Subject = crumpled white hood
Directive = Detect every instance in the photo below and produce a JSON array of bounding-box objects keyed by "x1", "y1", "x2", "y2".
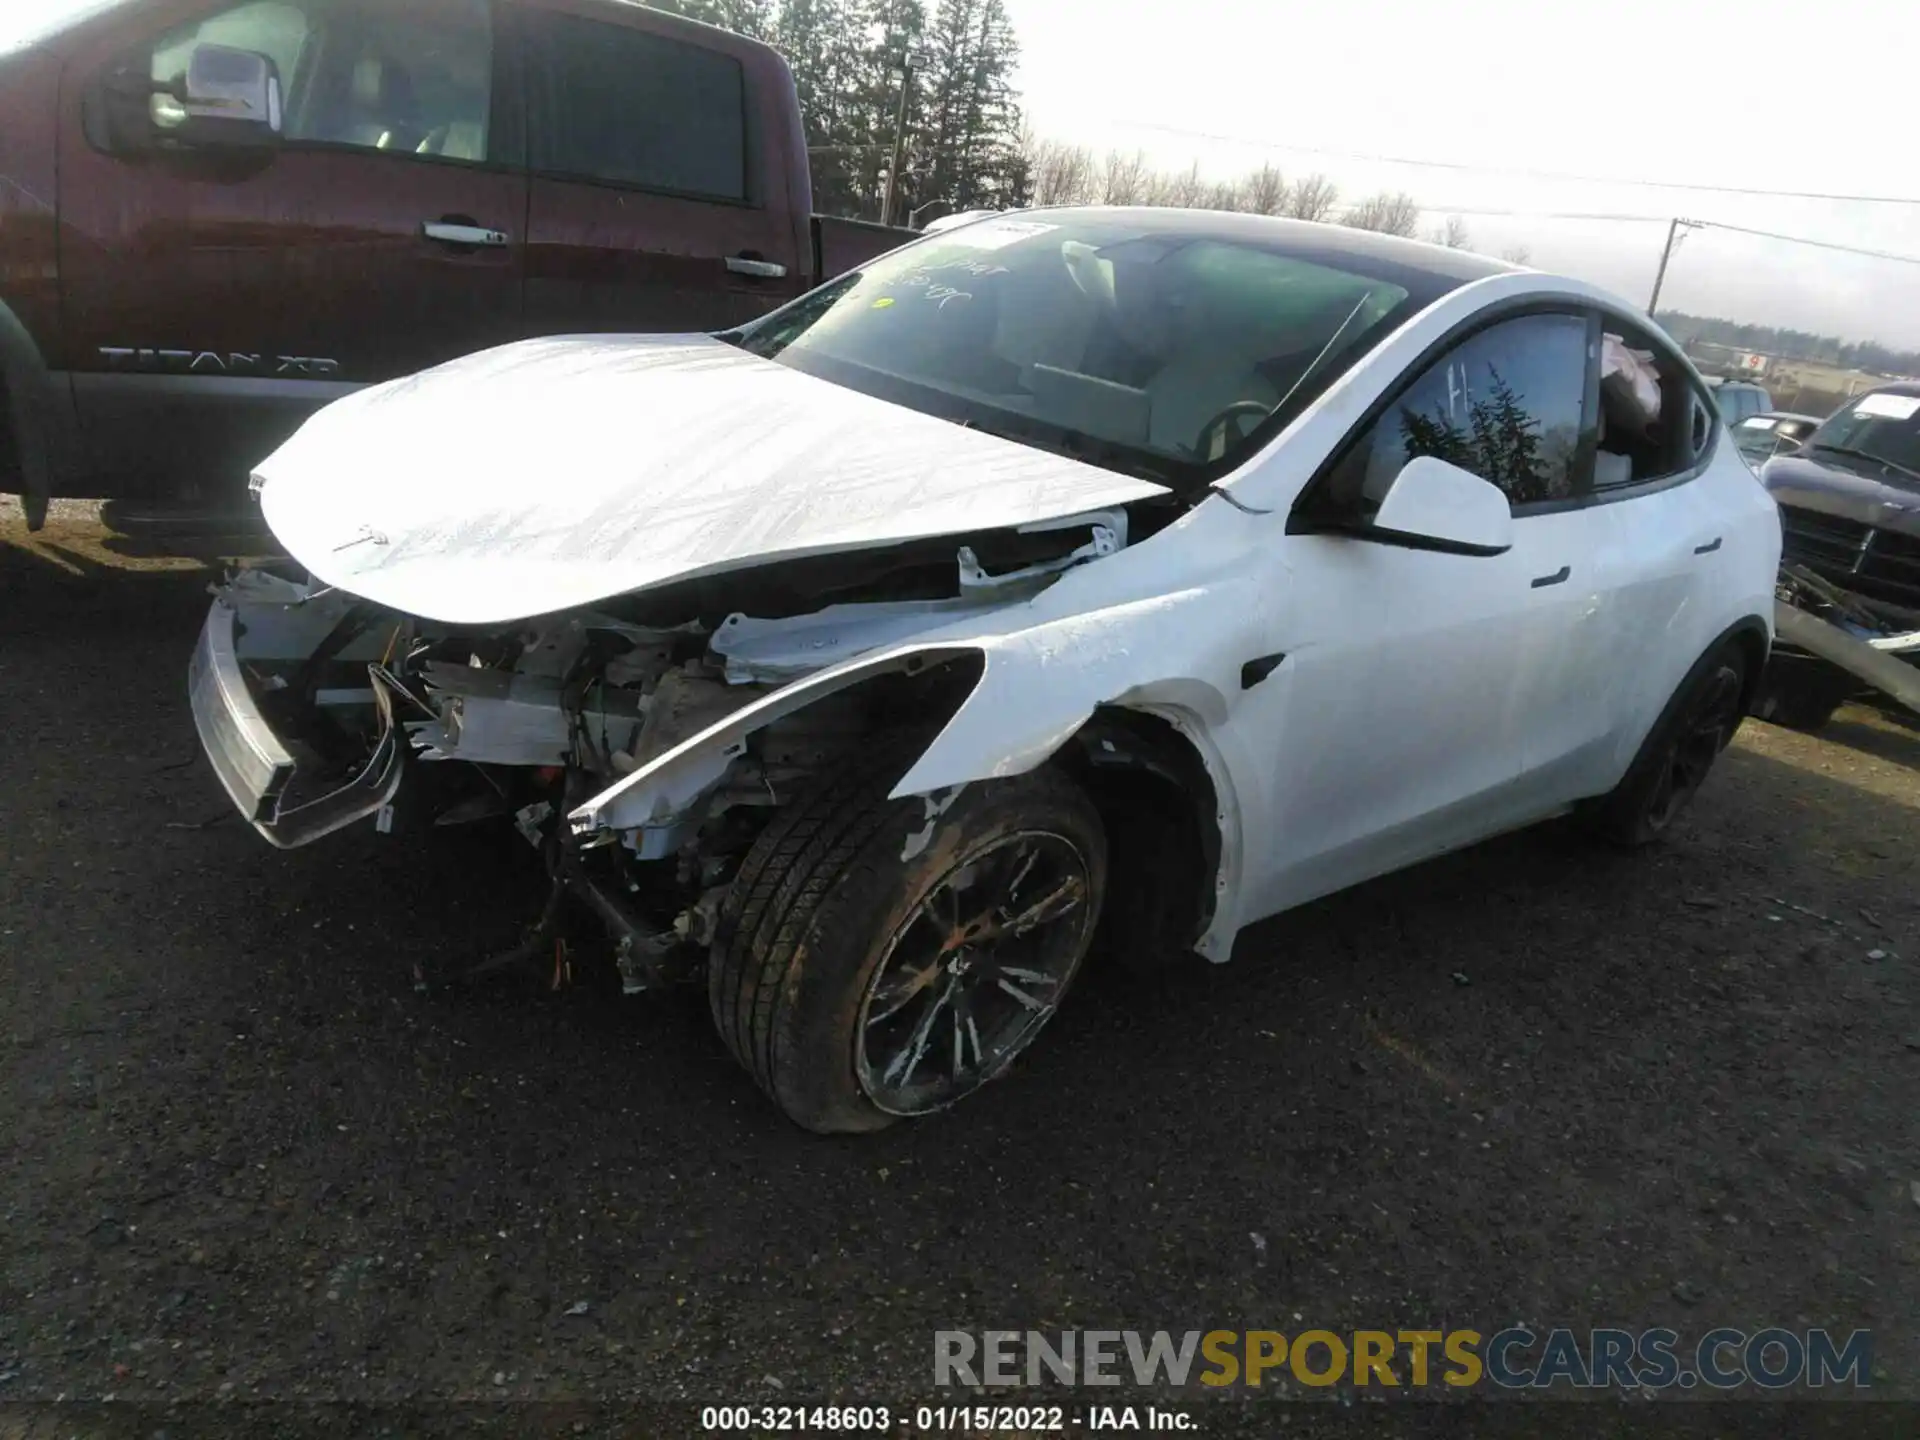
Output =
[{"x1": 254, "y1": 333, "x2": 1169, "y2": 625}]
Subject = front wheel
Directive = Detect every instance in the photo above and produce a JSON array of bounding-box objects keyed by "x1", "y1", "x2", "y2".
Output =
[
  {"x1": 709, "y1": 762, "x2": 1107, "y2": 1134},
  {"x1": 1586, "y1": 642, "x2": 1748, "y2": 848}
]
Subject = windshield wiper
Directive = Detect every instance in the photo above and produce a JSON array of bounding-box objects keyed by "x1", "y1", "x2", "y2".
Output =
[{"x1": 1811, "y1": 442, "x2": 1920, "y2": 479}]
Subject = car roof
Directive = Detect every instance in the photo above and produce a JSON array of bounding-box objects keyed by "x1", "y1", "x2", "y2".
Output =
[{"x1": 1018, "y1": 205, "x2": 1521, "y2": 293}]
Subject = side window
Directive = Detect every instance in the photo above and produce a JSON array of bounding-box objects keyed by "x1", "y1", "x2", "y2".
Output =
[
  {"x1": 149, "y1": 0, "x2": 494, "y2": 162},
  {"x1": 526, "y1": 12, "x2": 748, "y2": 201},
  {"x1": 1324, "y1": 313, "x2": 1590, "y2": 514},
  {"x1": 150, "y1": 0, "x2": 311, "y2": 129},
  {"x1": 1594, "y1": 316, "x2": 1718, "y2": 491}
]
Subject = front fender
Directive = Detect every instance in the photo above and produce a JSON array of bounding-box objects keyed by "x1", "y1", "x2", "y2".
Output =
[
  {"x1": 888, "y1": 588, "x2": 1249, "y2": 797},
  {"x1": 569, "y1": 581, "x2": 1268, "y2": 958},
  {"x1": 567, "y1": 643, "x2": 984, "y2": 836}
]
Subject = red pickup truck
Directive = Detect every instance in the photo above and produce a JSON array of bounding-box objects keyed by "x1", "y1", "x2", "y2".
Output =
[{"x1": 0, "y1": 0, "x2": 915, "y2": 526}]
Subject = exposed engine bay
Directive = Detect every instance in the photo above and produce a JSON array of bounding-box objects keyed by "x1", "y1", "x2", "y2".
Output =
[{"x1": 205, "y1": 510, "x2": 1142, "y2": 992}]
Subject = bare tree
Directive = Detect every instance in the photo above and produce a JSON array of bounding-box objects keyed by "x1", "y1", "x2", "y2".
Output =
[
  {"x1": 1237, "y1": 163, "x2": 1288, "y2": 215},
  {"x1": 1203, "y1": 180, "x2": 1242, "y2": 212},
  {"x1": 1500, "y1": 243, "x2": 1533, "y2": 266},
  {"x1": 1098, "y1": 148, "x2": 1152, "y2": 205},
  {"x1": 1428, "y1": 214, "x2": 1470, "y2": 249},
  {"x1": 1149, "y1": 159, "x2": 1210, "y2": 208},
  {"x1": 1343, "y1": 191, "x2": 1421, "y2": 237},
  {"x1": 1283, "y1": 173, "x2": 1339, "y2": 222},
  {"x1": 1023, "y1": 132, "x2": 1095, "y2": 206}
]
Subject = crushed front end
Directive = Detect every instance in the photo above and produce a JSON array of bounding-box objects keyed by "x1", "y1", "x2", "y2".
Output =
[{"x1": 185, "y1": 518, "x2": 1125, "y2": 990}]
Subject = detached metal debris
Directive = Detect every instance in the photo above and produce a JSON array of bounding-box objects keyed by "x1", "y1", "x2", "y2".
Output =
[{"x1": 1766, "y1": 562, "x2": 1920, "y2": 724}]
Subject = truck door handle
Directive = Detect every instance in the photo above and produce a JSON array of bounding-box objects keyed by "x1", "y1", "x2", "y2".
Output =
[
  {"x1": 1693, "y1": 537, "x2": 1723, "y2": 555},
  {"x1": 1531, "y1": 565, "x2": 1571, "y2": 588},
  {"x1": 726, "y1": 255, "x2": 788, "y2": 279},
  {"x1": 422, "y1": 221, "x2": 508, "y2": 247}
]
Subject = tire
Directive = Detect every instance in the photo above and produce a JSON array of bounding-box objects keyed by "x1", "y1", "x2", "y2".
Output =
[
  {"x1": 709, "y1": 757, "x2": 1107, "y2": 1134},
  {"x1": 1749, "y1": 667, "x2": 1846, "y2": 733},
  {"x1": 1586, "y1": 641, "x2": 1749, "y2": 849}
]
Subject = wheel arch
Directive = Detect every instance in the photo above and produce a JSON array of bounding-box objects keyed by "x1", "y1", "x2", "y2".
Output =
[
  {"x1": 1629, "y1": 612, "x2": 1772, "y2": 763},
  {"x1": 1723, "y1": 612, "x2": 1773, "y2": 718},
  {"x1": 1052, "y1": 706, "x2": 1228, "y2": 968}
]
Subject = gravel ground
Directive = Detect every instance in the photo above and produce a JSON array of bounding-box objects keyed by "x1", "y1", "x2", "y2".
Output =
[{"x1": 2, "y1": 506, "x2": 1917, "y2": 1435}]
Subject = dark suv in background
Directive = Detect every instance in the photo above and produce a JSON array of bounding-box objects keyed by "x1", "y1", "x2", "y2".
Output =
[
  {"x1": 1757, "y1": 382, "x2": 1920, "y2": 728},
  {"x1": 0, "y1": 0, "x2": 913, "y2": 527}
]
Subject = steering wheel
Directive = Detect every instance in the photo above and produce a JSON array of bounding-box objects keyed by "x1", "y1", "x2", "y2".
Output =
[{"x1": 1192, "y1": 401, "x2": 1274, "y2": 461}]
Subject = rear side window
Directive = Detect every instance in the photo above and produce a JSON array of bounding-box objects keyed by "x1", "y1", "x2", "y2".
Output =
[
  {"x1": 1591, "y1": 315, "x2": 1718, "y2": 492},
  {"x1": 526, "y1": 11, "x2": 747, "y2": 201}
]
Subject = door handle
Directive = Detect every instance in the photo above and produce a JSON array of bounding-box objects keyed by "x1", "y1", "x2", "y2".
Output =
[
  {"x1": 1530, "y1": 565, "x2": 1571, "y2": 589},
  {"x1": 422, "y1": 221, "x2": 508, "y2": 247},
  {"x1": 1693, "y1": 537, "x2": 1723, "y2": 555},
  {"x1": 726, "y1": 254, "x2": 788, "y2": 279}
]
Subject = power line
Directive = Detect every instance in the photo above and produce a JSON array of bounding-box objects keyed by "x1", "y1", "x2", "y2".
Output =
[
  {"x1": 1108, "y1": 121, "x2": 1920, "y2": 207},
  {"x1": 1685, "y1": 219, "x2": 1920, "y2": 267}
]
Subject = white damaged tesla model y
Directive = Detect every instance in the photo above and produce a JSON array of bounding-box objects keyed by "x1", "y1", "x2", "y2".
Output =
[{"x1": 190, "y1": 208, "x2": 1781, "y2": 1133}]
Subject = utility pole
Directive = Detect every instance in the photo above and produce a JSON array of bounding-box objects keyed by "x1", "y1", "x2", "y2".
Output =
[
  {"x1": 1648, "y1": 218, "x2": 1700, "y2": 316},
  {"x1": 881, "y1": 49, "x2": 923, "y2": 228}
]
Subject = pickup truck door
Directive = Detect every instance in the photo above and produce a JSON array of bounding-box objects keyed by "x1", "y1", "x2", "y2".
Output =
[
  {"x1": 516, "y1": 1, "x2": 806, "y2": 337},
  {"x1": 56, "y1": 0, "x2": 526, "y2": 504}
]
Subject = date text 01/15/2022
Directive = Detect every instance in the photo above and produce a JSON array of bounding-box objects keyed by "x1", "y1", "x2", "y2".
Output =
[{"x1": 698, "y1": 1404, "x2": 1196, "y2": 1430}]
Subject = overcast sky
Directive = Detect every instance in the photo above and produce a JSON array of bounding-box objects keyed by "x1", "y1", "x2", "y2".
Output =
[{"x1": 1006, "y1": 0, "x2": 1920, "y2": 349}]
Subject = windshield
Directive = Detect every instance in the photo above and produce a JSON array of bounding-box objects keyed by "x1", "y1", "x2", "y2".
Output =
[
  {"x1": 1806, "y1": 391, "x2": 1920, "y2": 478},
  {"x1": 726, "y1": 214, "x2": 1418, "y2": 487}
]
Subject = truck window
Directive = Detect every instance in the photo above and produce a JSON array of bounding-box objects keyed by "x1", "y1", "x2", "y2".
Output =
[
  {"x1": 526, "y1": 11, "x2": 748, "y2": 202},
  {"x1": 149, "y1": 0, "x2": 311, "y2": 124},
  {"x1": 148, "y1": 0, "x2": 493, "y2": 163}
]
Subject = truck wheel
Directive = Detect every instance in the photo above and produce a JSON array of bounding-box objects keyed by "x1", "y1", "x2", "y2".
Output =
[
  {"x1": 1586, "y1": 642, "x2": 1748, "y2": 849},
  {"x1": 709, "y1": 760, "x2": 1106, "y2": 1134}
]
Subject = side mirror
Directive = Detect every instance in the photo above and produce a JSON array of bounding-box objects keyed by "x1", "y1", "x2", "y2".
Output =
[
  {"x1": 151, "y1": 45, "x2": 283, "y2": 149},
  {"x1": 1368, "y1": 454, "x2": 1514, "y2": 556}
]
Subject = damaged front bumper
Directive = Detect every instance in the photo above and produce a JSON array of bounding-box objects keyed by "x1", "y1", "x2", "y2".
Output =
[{"x1": 188, "y1": 595, "x2": 408, "y2": 848}]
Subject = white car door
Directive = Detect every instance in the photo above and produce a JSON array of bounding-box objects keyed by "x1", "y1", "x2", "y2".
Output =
[
  {"x1": 1576, "y1": 320, "x2": 1741, "y2": 786},
  {"x1": 1248, "y1": 310, "x2": 1614, "y2": 917}
]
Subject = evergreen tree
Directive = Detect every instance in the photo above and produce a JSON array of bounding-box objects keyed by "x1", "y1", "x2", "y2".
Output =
[
  {"x1": 921, "y1": 0, "x2": 1025, "y2": 213},
  {"x1": 776, "y1": 0, "x2": 866, "y2": 215},
  {"x1": 1398, "y1": 405, "x2": 1474, "y2": 471},
  {"x1": 1467, "y1": 369, "x2": 1548, "y2": 503}
]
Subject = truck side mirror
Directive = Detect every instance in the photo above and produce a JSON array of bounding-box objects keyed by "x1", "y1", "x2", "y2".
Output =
[{"x1": 155, "y1": 44, "x2": 283, "y2": 149}]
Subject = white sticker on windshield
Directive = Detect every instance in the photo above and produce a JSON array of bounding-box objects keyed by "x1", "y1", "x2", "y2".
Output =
[
  {"x1": 1738, "y1": 417, "x2": 1776, "y2": 430},
  {"x1": 1852, "y1": 392, "x2": 1920, "y2": 421},
  {"x1": 941, "y1": 219, "x2": 1059, "y2": 250}
]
